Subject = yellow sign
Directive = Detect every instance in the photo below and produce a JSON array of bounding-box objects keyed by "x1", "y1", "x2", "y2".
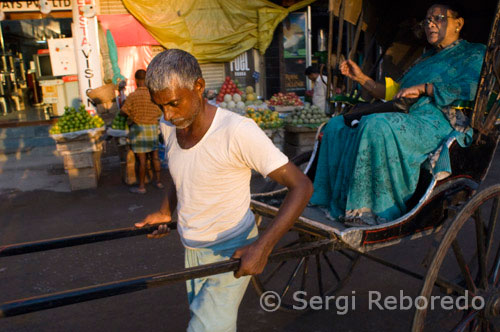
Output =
[{"x1": 1, "y1": 1, "x2": 72, "y2": 12}]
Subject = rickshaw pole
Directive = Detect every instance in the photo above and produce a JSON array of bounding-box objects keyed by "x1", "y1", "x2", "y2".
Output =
[
  {"x1": 0, "y1": 223, "x2": 177, "y2": 257},
  {"x1": 0, "y1": 239, "x2": 334, "y2": 318}
]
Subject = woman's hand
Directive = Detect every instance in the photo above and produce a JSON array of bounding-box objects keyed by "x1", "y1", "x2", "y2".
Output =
[
  {"x1": 394, "y1": 84, "x2": 426, "y2": 99},
  {"x1": 339, "y1": 59, "x2": 365, "y2": 82},
  {"x1": 134, "y1": 211, "x2": 171, "y2": 238}
]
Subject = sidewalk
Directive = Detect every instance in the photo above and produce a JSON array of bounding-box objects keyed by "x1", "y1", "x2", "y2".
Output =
[{"x1": 0, "y1": 142, "x2": 121, "y2": 194}]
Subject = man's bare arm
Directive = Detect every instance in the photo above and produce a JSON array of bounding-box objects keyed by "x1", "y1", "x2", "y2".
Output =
[
  {"x1": 134, "y1": 169, "x2": 177, "y2": 238},
  {"x1": 232, "y1": 161, "x2": 313, "y2": 277}
]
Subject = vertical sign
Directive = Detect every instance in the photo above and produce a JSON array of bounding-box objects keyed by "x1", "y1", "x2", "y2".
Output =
[
  {"x1": 72, "y1": 0, "x2": 101, "y2": 113},
  {"x1": 283, "y1": 12, "x2": 306, "y2": 95},
  {"x1": 224, "y1": 50, "x2": 255, "y2": 89}
]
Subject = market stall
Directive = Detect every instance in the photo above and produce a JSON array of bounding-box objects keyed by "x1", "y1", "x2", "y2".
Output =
[{"x1": 49, "y1": 105, "x2": 105, "y2": 190}]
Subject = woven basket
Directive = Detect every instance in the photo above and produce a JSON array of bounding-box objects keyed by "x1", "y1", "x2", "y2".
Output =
[{"x1": 87, "y1": 83, "x2": 116, "y2": 104}]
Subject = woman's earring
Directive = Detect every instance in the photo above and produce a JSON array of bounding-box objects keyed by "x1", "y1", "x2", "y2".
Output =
[{"x1": 455, "y1": 28, "x2": 459, "y2": 33}]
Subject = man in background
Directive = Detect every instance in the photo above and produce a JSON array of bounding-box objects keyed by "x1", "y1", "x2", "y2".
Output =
[
  {"x1": 305, "y1": 65, "x2": 328, "y2": 112},
  {"x1": 120, "y1": 69, "x2": 163, "y2": 194}
]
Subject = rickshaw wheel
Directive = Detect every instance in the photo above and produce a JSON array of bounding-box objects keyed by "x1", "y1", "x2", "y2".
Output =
[
  {"x1": 251, "y1": 215, "x2": 359, "y2": 312},
  {"x1": 412, "y1": 185, "x2": 500, "y2": 331}
]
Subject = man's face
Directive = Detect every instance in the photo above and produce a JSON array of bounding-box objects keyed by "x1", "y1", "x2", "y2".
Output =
[
  {"x1": 152, "y1": 80, "x2": 204, "y2": 129},
  {"x1": 307, "y1": 73, "x2": 318, "y2": 82}
]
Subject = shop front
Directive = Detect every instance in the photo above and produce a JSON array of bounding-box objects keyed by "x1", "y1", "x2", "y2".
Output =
[{"x1": 0, "y1": 0, "x2": 75, "y2": 126}]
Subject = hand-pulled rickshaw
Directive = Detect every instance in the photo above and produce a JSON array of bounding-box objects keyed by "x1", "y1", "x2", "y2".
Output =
[{"x1": 1, "y1": 1, "x2": 500, "y2": 331}]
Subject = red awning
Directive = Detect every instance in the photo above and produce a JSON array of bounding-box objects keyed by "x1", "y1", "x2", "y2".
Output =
[{"x1": 97, "y1": 14, "x2": 159, "y2": 47}]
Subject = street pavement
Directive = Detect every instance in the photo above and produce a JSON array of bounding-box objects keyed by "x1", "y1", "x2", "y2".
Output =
[{"x1": 0, "y1": 145, "x2": 499, "y2": 332}]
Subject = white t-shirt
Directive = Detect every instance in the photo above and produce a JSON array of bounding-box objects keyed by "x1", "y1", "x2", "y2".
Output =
[
  {"x1": 313, "y1": 75, "x2": 328, "y2": 112},
  {"x1": 160, "y1": 108, "x2": 289, "y2": 248}
]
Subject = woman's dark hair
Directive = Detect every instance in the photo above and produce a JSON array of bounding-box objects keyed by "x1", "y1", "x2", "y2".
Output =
[{"x1": 430, "y1": 1, "x2": 464, "y2": 19}]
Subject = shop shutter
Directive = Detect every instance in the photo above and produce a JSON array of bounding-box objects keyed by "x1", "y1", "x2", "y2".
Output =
[
  {"x1": 200, "y1": 63, "x2": 225, "y2": 90},
  {"x1": 99, "y1": 0, "x2": 129, "y2": 15}
]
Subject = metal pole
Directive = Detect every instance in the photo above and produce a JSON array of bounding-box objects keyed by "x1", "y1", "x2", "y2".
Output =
[
  {"x1": 332, "y1": 0, "x2": 345, "y2": 92},
  {"x1": 306, "y1": 5, "x2": 312, "y2": 91},
  {"x1": 0, "y1": 223, "x2": 177, "y2": 257},
  {"x1": 0, "y1": 22, "x2": 5, "y2": 54},
  {"x1": 325, "y1": 0, "x2": 335, "y2": 114},
  {"x1": 0, "y1": 239, "x2": 334, "y2": 318}
]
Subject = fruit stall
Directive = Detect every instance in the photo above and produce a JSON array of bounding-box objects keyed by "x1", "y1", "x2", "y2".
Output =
[
  {"x1": 212, "y1": 77, "x2": 286, "y2": 150},
  {"x1": 215, "y1": 76, "x2": 261, "y2": 114},
  {"x1": 264, "y1": 92, "x2": 329, "y2": 158},
  {"x1": 49, "y1": 105, "x2": 106, "y2": 191},
  {"x1": 282, "y1": 104, "x2": 327, "y2": 157},
  {"x1": 212, "y1": 77, "x2": 331, "y2": 157}
]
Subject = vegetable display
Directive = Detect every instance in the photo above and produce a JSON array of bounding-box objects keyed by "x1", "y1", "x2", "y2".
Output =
[
  {"x1": 217, "y1": 81, "x2": 262, "y2": 113},
  {"x1": 111, "y1": 114, "x2": 128, "y2": 130},
  {"x1": 266, "y1": 92, "x2": 303, "y2": 107},
  {"x1": 284, "y1": 104, "x2": 330, "y2": 126},
  {"x1": 215, "y1": 76, "x2": 242, "y2": 104},
  {"x1": 245, "y1": 107, "x2": 284, "y2": 129},
  {"x1": 49, "y1": 106, "x2": 105, "y2": 134}
]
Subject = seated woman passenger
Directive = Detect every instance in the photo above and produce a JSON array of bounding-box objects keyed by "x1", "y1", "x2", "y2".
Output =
[{"x1": 310, "y1": 2, "x2": 486, "y2": 226}]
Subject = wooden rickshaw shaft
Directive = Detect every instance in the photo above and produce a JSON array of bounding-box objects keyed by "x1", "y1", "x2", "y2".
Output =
[
  {"x1": 0, "y1": 223, "x2": 178, "y2": 257},
  {"x1": 0, "y1": 239, "x2": 334, "y2": 318}
]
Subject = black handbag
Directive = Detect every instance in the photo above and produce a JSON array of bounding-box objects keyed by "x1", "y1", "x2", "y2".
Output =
[{"x1": 343, "y1": 97, "x2": 419, "y2": 127}]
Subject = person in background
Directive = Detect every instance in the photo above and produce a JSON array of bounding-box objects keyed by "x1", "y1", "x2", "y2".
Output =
[
  {"x1": 305, "y1": 65, "x2": 328, "y2": 112},
  {"x1": 134, "y1": 49, "x2": 313, "y2": 332},
  {"x1": 120, "y1": 69, "x2": 164, "y2": 194},
  {"x1": 116, "y1": 79, "x2": 127, "y2": 109}
]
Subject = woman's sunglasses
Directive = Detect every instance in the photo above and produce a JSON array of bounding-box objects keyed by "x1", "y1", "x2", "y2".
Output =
[{"x1": 421, "y1": 14, "x2": 453, "y2": 26}]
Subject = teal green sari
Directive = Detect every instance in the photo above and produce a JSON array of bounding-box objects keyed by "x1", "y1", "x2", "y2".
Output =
[{"x1": 311, "y1": 40, "x2": 486, "y2": 224}]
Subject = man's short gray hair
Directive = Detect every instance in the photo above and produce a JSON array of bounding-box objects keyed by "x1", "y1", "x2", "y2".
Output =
[{"x1": 146, "y1": 49, "x2": 203, "y2": 93}]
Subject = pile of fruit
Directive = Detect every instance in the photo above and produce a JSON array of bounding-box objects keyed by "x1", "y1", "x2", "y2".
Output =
[
  {"x1": 245, "y1": 107, "x2": 284, "y2": 129},
  {"x1": 219, "y1": 92, "x2": 246, "y2": 113},
  {"x1": 284, "y1": 104, "x2": 330, "y2": 126},
  {"x1": 49, "y1": 105, "x2": 105, "y2": 135},
  {"x1": 266, "y1": 92, "x2": 303, "y2": 107},
  {"x1": 215, "y1": 76, "x2": 242, "y2": 104},
  {"x1": 219, "y1": 85, "x2": 262, "y2": 113},
  {"x1": 242, "y1": 85, "x2": 258, "y2": 104},
  {"x1": 111, "y1": 114, "x2": 128, "y2": 130}
]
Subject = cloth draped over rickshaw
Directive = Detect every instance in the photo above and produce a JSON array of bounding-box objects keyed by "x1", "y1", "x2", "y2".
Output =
[{"x1": 121, "y1": 0, "x2": 315, "y2": 63}]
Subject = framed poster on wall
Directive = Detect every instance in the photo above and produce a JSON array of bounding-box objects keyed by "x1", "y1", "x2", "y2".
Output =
[{"x1": 283, "y1": 12, "x2": 307, "y2": 95}]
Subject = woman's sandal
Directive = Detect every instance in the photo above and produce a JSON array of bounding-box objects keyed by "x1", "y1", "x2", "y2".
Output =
[{"x1": 129, "y1": 186, "x2": 147, "y2": 194}]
